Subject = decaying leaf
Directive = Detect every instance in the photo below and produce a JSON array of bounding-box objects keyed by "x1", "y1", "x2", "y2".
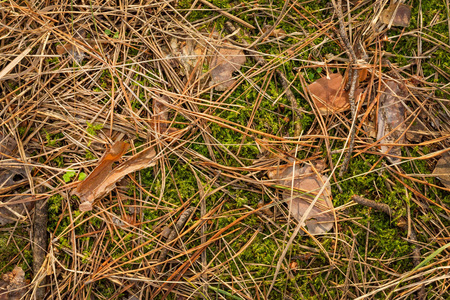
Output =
[
  {"x1": 0, "y1": 266, "x2": 26, "y2": 300},
  {"x1": 0, "y1": 196, "x2": 34, "y2": 226},
  {"x1": 433, "y1": 154, "x2": 450, "y2": 189},
  {"x1": 377, "y1": 80, "x2": 407, "y2": 163},
  {"x1": 152, "y1": 96, "x2": 171, "y2": 135},
  {"x1": 381, "y1": 3, "x2": 411, "y2": 28},
  {"x1": 162, "y1": 36, "x2": 246, "y2": 91},
  {"x1": 0, "y1": 133, "x2": 31, "y2": 226},
  {"x1": 112, "y1": 214, "x2": 136, "y2": 228},
  {"x1": 405, "y1": 120, "x2": 427, "y2": 143},
  {"x1": 308, "y1": 73, "x2": 363, "y2": 115},
  {"x1": 0, "y1": 133, "x2": 25, "y2": 188},
  {"x1": 56, "y1": 30, "x2": 87, "y2": 64},
  {"x1": 268, "y1": 162, "x2": 335, "y2": 235},
  {"x1": 209, "y1": 41, "x2": 246, "y2": 91},
  {"x1": 163, "y1": 37, "x2": 206, "y2": 76},
  {"x1": 73, "y1": 142, "x2": 157, "y2": 211},
  {"x1": 261, "y1": 25, "x2": 286, "y2": 38}
]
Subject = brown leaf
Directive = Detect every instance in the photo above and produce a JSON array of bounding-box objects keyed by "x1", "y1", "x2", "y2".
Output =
[
  {"x1": 262, "y1": 25, "x2": 286, "y2": 38},
  {"x1": 433, "y1": 154, "x2": 450, "y2": 189},
  {"x1": 0, "y1": 133, "x2": 31, "y2": 226},
  {"x1": 377, "y1": 81, "x2": 407, "y2": 163},
  {"x1": 164, "y1": 38, "x2": 206, "y2": 76},
  {"x1": 308, "y1": 73, "x2": 363, "y2": 115},
  {"x1": 153, "y1": 96, "x2": 170, "y2": 135},
  {"x1": 73, "y1": 142, "x2": 158, "y2": 211},
  {"x1": 74, "y1": 141, "x2": 129, "y2": 211},
  {"x1": 209, "y1": 42, "x2": 246, "y2": 91},
  {"x1": 56, "y1": 30, "x2": 87, "y2": 64},
  {"x1": 381, "y1": 3, "x2": 411, "y2": 27},
  {"x1": 405, "y1": 120, "x2": 427, "y2": 143},
  {"x1": 0, "y1": 133, "x2": 25, "y2": 188},
  {"x1": 0, "y1": 266, "x2": 26, "y2": 300},
  {"x1": 112, "y1": 214, "x2": 136, "y2": 228},
  {"x1": 268, "y1": 163, "x2": 335, "y2": 235}
]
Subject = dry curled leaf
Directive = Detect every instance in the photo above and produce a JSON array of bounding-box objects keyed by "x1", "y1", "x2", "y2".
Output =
[
  {"x1": 268, "y1": 162, "x2": 335, "y2": 235},
  {"x1": 377, "y1": 81, "x2": 407, "y2": 163},
  {"x1": 432, "y1": 154, "x2": 450, "y2": 189},
  {"x1": 308, "y1": 73, "x2": 363, "y2": 115},
  {"x1": 209, "y1": 41, "x2": 246, "y2": 91},
  {"x1": 381, "y1": 3, "x2": 411, "y2": 28},
  {"x1": 73, "y1": 142, "x2": 158, "y2": 211},
  {"x1": 0, "y1": 266, "x2": 26, "y2": 300}
]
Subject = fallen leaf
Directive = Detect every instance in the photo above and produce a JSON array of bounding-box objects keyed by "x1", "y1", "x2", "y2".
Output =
[
  {"x1": 268, "y1": 162, "x2": 335, "y2": 235},
  {"x1": 73, "y1": 142, "x2": 158, "y2": 211},
  {"x1": 405, "y1": 120, "x2": 427, "y2": 143},
  {"x1": 0, "y1": 266, "x2": 26, "y2": 300},
  {"x1": 56, "y1": 30, "x2": 87, "y2": 64},
  {"x1": 377, "y1": 81, "x2": 407, "y2": 163},
  {"x1": 74, "y1": 141, "x2": 130, "y2": 211},
  {"x1": 163, "y1": 38, "x2": 206, "y2": 76},
  {"x1": 307, "y1": 73, "x2": 363, "y2": 115},
  {"x1": 0, "y1": 133, "x2": 25, "y2": 188},
  {"x1": 0, "y1": 133, "x2": 31, "y2": 226},
  {"x1": 262, "y1": 25, "x2": 286, "y2": 38},
  {"x1": 381, "y1": 3, "x2": 411, "y2": 27},
  {"x1": 153, "y1": 96, "x2": 170, "y2": 135},
  {"x1": 209, "y1": 41, "x2": 246, "y2": 91},
  {"x1": 432, "y1": 154, "x2": 450, "y2": 189},
  {"x1": 112, "y1": 214, "x2": 136, "y2": 228}
]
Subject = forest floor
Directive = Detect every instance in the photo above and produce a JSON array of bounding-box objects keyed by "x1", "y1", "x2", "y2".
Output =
[{"x1": 0, "y1": 0, "x2": 449, "y2": 299}]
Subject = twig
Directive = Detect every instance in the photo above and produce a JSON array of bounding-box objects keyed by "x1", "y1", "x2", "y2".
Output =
[
  {"x1": 351, "y1": 195, "x2": 393, "y2": 216},
  {"x1": 331, "y1": 0, "x2": 360, "y2": 176},
  {"x1": 409, "y1": 228, "x2": 425, "y2": 300},
  {"x1": 275, "y1": 70, "x2": 302, "y2": 137},
  {"x1": 32, "y1": 196, "x2": 48, "y2": 299},
  {"x1": 157, "y1": 207, "x2": 195, "y2": 272},
  {"x1": 198, "y1": 0, "x2": 255, "y2": 30}
]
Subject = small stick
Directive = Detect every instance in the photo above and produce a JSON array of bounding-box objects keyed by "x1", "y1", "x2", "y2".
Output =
[
  {"x1": 331, "y1": 0, "x2": 360, "y2": 176},
  {"x1": 157, "y1": 207, "x2": 195, "y2": 272},
  {"x1": 351, "y1": 195, "x2": 393, "y2": 216},
  {"x1": 33, "y1": 197, "x2": 48, "y2": 299},
  {"x1": 339, "y1": 68, "x2": 359, "y2": 176},
  {"x1": 275, "y1": 70, "x2": 302, "y2": 137},
  {"x1": 198, "y1": 0, "x2": 255, "y2": 30}
]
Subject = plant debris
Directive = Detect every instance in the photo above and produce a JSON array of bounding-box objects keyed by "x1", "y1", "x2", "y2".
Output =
[
  {"x1": 307, "y1": 73, "x2": 363, "y2": 115},
  {"x1": 432, "y1": 154, "x2": 450, "y2": 189},
  {"x1": 73, "y1": 142, "x2": 158, "y2": 211},
  {"x1": 209, "y1": 41, "x2": 246, "y2": 91},
  {"x1": 377, "y1": 80, "x2": 407, "y2": 163},
  {"x1": 163, "y1": 37, "x2": 206, "y2": 76},
  {"x1": 261, "y1": 25, "x2": 286, "y2": 38},
  {"x1": 380, "y1": 3, "x2": 412, "y2": 28},
  {"x1": 56, "y1": 29, "x2": 87, "y2": 64},
  {"x1": 0, "y1": 133, "x2": 26, "y2": 189},
  {"x1": 0, "y1": 266, "x2": 26, "y2": 300},
  {"x1": 267, "y1": 162, "x2": 334, "y2": 235},
  {"x1": 0, "y1": 133, "x2": 31, "y2": 226}
]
